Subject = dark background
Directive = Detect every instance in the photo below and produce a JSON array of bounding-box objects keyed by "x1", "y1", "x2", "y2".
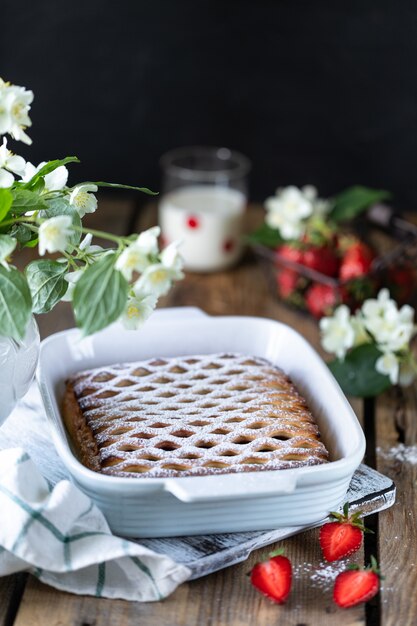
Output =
[{"x1": 2, "y1": 0, "x2": 417, "y2": 208}]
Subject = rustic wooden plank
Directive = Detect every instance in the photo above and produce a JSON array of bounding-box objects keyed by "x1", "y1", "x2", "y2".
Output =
[
  {"x1": 376, "y1": 389, "x2": 417, "y2": 626},
  {"x1": 13, "y1": 533, "x2": 366, "y2": 626},
  {"x1": 0, "y1": 574, "x2": 27, "y2": 626}
]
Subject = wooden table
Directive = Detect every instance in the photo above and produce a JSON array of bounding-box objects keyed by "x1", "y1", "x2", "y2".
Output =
[{"x1": 1, "y1": 200, "x2": 416, "y2": 626}]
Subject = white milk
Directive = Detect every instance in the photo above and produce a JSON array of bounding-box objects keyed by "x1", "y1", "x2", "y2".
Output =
[{"x1": 159, "y1": 185, "x2": 246, "y2": 272}]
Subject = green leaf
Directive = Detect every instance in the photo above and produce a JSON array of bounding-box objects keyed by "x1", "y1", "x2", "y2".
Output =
[
  {"x1": 25, "y1": 259, "x2": 68, "y2": 314},
  {"x1": 330, "y1": 186, "x2": 392, "y2": 222},
  {"x1": 9, "y1": 224, "x2": 33, "y2": 244},
  {"x1": 0, "y1": 234, "x2": 16, "y2": 262},
  {"x1": 0, "y1": 266, "x2": 32, "y2": 340},
  {"x1": 328, "y1": 343, "x2": 392, "y2": 397},
  {"x1": 24, "y1": 237, "x2": 39, "y2": 249},
  {"x1": 22, "y1": 156, "x2": 79, "y2": 190},
  {"x1": 11, "y1": 189, "x2": 48, "y2": 214},
  {"x1": 247, "y1": 223, "x2": 284, "y2": 248},
  {"x1": 42, "y1": 197, "x2": 82, "y2": 246},
  {"x1": 0, "y1": 189, "x2": 13, "y2": 222},
  {"x1": 73, "y1": 254, "x2": 128, "y2": 335},
  {"x1": 83, "y1": 181, "x2": 158, "y2": 195}
]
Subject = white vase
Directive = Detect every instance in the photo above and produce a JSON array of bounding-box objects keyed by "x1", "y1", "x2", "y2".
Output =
[{"x1": 0, "y1": 317, "x2": 40, "y2": 426}]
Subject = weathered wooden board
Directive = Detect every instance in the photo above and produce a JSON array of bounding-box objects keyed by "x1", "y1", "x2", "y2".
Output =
[
  {"x1": 140, "y1": 464, "x2": 394, "y2": 579},
  {"x1": 376, "y1": 389, "x2": 417, "y2": 626}
]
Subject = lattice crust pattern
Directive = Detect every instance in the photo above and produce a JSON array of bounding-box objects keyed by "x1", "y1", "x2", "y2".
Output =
[{"x1": 65, "y1": 354, "x2": 329, "y2": 478}]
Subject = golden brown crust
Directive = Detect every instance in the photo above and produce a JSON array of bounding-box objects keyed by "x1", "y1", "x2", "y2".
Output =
[
  {"x1": 63, "y1": 353, "x2": 329, "y2": 478},
  {"x1": 62, "y1": 382, "x2": 101, "y2": 471}
]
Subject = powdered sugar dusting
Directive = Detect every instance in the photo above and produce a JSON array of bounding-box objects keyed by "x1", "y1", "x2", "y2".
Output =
[
  {"x1": 293, "y1": 559, "x2": 347, "y2": 591},
  {"x1": 68, "y1": 353, "x2": 329, "y2": 478},
  {"x1": 377, "y1": 444, "x2": 417, "y2": 465}
]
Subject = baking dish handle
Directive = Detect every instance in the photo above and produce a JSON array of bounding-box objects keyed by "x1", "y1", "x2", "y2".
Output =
[{"x1": 164, "y1": 472, "x2": 298, "y2": 503}]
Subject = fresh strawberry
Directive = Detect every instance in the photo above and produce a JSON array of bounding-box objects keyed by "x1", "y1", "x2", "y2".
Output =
[
  {"x1": 275, "y1": 244, "x2": 304, "y2": 267},
  {"x1": 276, "y1": 269, "x2": 300, "y2": 298},
  {"x1": 302, "y1": 245, "x2": 339, "y2": 277},
  {"x1": 333, "y1": 557, "x2": 382, "y2": 608},
  {"x1": 339, "y1": 241, "x2": 375, "y2": 282},
  {"x1": 320, "y1": 503, "x2": 369, "y2": 562},
  {"x1": 305, "y1": 283, "x2": 339, "y2": 318},
  {"x1": 250, "y1": 549, "x2": 292, "y2": 604}
]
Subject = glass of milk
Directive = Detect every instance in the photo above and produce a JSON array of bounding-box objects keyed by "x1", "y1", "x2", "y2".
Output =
[{"x1": 159, "y1": 146, "x2": 251, "y2": 272}]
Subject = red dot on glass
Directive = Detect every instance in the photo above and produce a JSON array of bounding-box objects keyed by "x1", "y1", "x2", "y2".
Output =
[
  {"x1": 223, "y1": 238, "x2": 235, "y2": 253},
  {"x1": 160, "y1": 234, "x2": 169, "y2": 248},
  {"x1": 187, "y1": 216, "x2": 200, "y2": 229}
]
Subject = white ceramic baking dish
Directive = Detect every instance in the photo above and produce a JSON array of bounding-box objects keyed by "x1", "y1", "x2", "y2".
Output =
[{"x1": 37, "y1": 307, "x2": 366, "y2": 538}]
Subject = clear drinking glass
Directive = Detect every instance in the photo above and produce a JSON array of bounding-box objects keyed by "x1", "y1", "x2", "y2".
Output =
[{"x1": 159, "y1": 146, "x2": 251, "y2": 272}]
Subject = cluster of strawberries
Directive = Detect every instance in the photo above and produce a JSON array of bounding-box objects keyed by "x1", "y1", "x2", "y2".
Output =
[
  {"x1": 275, "y1": 235, "x2": 412, "y2": 318},
  {"x1": 250, "y1": 503, "x2": 382, "y2": 608}
]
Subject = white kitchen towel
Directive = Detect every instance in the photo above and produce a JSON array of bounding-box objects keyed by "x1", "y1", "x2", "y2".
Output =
[{"x1": 0, "y1": 448, "x2": 191, "y2": 601}]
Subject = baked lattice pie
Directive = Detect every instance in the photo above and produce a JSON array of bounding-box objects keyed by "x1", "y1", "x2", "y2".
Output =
[{"x1": 62, "y1": 353, "x2": 329, "y2": 477}]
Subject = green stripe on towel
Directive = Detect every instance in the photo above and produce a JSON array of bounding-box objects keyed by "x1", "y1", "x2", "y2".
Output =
[{"x1": 95, "y1": 562, "x2": 106, "y2": 597}]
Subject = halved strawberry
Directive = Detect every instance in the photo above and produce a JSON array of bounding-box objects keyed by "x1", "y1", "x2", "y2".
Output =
[
  {"x1": 339, "y1": 241, "x2": 375, "y2": 282},
  {"x1": 250, "y1": 548, "x2": 292, "y2": 604},
  {"x1": 320, "y1": 503, "x2": 370, "y2": 562},
  {"x1": 333, "y1": 556, "x2": 382, "y2": 608}
]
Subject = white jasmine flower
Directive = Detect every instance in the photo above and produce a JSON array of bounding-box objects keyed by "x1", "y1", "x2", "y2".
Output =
[
  {"x1": 116, "y1": 245, "x2": 150, "y2": 281},
  {"x1": 265, "y1": 186, "x2": 314, "y2": 240},
  {"x1": 0, "y1": 137, "x2": 26, "y2": 187},
  {"x1": 45, "y1": 166, "x2": 69, "y2": 191},
  {"x1": 20, "y1": 162, "x2": 37, "y2": 183},
  {"x1": 69, "y1": 184, "x2": 98, "y2": 217},
  {"x1": 21, "y1": 161, "x2": 69, "y2": 191},
  {"x1": 375, "y1": 351, "x2": 400, "y2": 385},
  {"x1": 115, "y1": 227, "x2": 162, "y2": 280},
  {"x1": 79, "y1": 233, "x2": 104, "y2": 255},
  {"x1": 0, "y1": 138, "x2": 26, "y2": 174},
  {"x1": 0, "y1": 80, "x2": 33, "y2": 144},
  {"x1": 362, "y1": 289, "x2": 415, "y2": 351},
  {"x1": 61, "y1": 269, "x2": 84, "y2": 302},
  {"x1": 160, "y1": 241, "x2": 184, "y2": 278},
  {"x1": 134, "y1": 264, "x2": 176, "y2": 297},
  {"x1": 320, "y1": 304, "x2": 355, "y2": 359},
  {"x1": 362, "y1": 289, "x2": 396, "y2": 320},
  {"x1": 38, "y1": 215, "x2": 73, "y2": 256},
  {"x1": 121, "y1": 293, "x2": 158, "y2": 330},
  {"x1": 0, "y1": 168, "x2": 14, "y2": 188},
  {"x1": 136, "y1": 226, "x2": 160, "y2": 256},
  {"x1": 351, "y1": 313, "x2": 370, "y2": 347}
]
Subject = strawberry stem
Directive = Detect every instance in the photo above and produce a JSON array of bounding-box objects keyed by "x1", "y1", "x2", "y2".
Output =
[{"x1": 268, "y1": 548, "x2": 285, "y2": 559}]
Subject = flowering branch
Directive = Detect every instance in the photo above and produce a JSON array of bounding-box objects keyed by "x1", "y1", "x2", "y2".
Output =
[
  {"x1": 0, "y1": 78, "x2": 183, "y2": 341},
  {"x1": 320, "y1": 289, "x2": 417, "y2": 397}
]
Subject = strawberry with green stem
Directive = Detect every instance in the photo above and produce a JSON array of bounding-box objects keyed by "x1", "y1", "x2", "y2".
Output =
[
  {"x1": 333, "y1": 556, "x2": 383, "y2": 608},
  {"x1": 249, "y1": 548, "x2": 292, "y2": 604},
  {"x1": 320, "y1": 503, "x2": 372, "y2": 562}
]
